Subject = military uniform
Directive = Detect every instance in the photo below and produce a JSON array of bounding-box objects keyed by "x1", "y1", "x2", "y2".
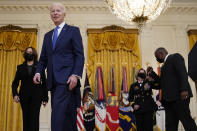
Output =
[{"x1": 129, "y1": 81, "x2": 157, "y2": 131}]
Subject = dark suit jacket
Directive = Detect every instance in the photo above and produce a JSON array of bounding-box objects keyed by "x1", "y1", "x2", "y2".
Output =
[
  {"x1": 12, "y1": 62, "x2": 48, "y2": 102},
  {"x1": 158, "y1": 53, "x2": 193, "y2": 101},
  {"x1": 36, "y1": 24, "x2": 84, "y2": 90},
  {"x1": 36, "y1": 24, "x2": 84, "y2": 108}
]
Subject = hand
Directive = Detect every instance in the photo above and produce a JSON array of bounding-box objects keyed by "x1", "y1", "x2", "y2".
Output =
[
  {"x1": 13, "y1": 95, "x2": 20, "y2": 103},
  {"x1": 156, "y1": 101, "x2": 161, "y2": 106},
  {"x1": 33, "y1": 73, "x2": 41, "y2": 84},
  {"x1": 67, "y1": 75, "x2": 78, "y2": 91},
  {"x1": 42, "y1": 101, "x2": 47, "y2": 107},
  {"x1": 144, "y1": 83, "x2": 150, "y2": 90},
  {"x1": 180, "y1": 90, "x2": 189, "y2": 100},
  {"x1": 146, "y1": 75, "x2": 154, "y2": 81},
  {"x1": 134, "y1": 104, "x2": 140, "y2": 110}
]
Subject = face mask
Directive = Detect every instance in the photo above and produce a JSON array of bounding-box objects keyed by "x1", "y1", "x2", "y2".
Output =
[
  {"x1": 138, "y1": 73, "x2": 146, "y2": 79},
  {"x1": 156, "y1": 57, "x2": 164, "y2": 63},
  {"x1": 24, "y1": 52, "x2": 34, "y2": 61}
]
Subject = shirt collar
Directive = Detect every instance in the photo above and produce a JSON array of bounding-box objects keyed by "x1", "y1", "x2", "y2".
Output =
[
  {"x1": 164, "y1": 54, "x2": 170, "y2": 62},
  {"x1": 58, "y1": 21, "x2": 65, "y2": 29}
]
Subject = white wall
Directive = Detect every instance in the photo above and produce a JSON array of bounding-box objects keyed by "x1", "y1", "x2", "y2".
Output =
[{"x1": 0, "y1": 0, "x2": 197, "y2": 130}]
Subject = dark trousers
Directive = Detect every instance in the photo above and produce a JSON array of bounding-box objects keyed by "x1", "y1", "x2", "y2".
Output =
[
  {"x1": 135, "y1": 111, "x2": 154, "y2": 131},
  {"x1": 50, "y1": 84, "x2": 77, "y2": 131},
  {"x1": 20, "y1": 97, "x2": 41, "y2": 131},
  {"x1": 163, "y1": 98, "x2": 197, "y2": 131}
]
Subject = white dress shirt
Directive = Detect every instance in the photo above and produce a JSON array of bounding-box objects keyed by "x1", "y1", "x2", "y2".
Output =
[
  {"x1": 164, "y1": 54, "x2": 170, "y2": 63},
  {"x1": 52, "y1": 21, "x2": 65, "y2": 39}
]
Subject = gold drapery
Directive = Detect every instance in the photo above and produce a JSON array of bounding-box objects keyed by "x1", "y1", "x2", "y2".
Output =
[
  {"x1": 87, "y1": 25, "x2": 141, "y2": 98},
  {"x1": 0, "y1": 25, "x2": 37, "y2": 131},
  {"x1": 188, "y1": 30, "x2": 197, "y2": 50},
  {"x1": 187, "y1": 30, "x2": 197, "y2": 121}
]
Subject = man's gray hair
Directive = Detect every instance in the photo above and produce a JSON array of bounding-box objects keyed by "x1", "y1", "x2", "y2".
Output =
[{"x1": 50, "y1": 2, "x2": 66, "y2": 13}]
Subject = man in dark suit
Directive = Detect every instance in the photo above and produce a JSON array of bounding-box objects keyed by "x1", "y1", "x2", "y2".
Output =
[
  {"x1": 33, "y1": 2, "x2": 84, "y2": 131},
  {"x1": 149, "y1": 47, "x2": 197, "y2": 131}
]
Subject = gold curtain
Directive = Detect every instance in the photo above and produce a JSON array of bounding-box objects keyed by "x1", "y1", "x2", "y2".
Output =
[
  {"x1": 0, "y1": 25, "x2": 37, "y2": 131},
  {"x1": 87, "y1": 25, "x2": 141, "y2": 98},
  {"x1": 188, "y1": 30, "x2": 197, "y2": 50},
  {"x1": 188, "y1": 29, "x2": 197, "y2": 110}
]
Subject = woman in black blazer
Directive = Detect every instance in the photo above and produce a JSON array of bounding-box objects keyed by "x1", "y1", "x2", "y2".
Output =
[{"x1": 12, "y1": 47, "x2": 48, "y2": 131}]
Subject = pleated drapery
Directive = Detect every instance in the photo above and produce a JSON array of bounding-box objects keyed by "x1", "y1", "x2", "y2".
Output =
[
  {"x1": 0, "y1": 25, "x2": 37, "y2": 131},
  {"x1": 87, "y1": 25, "x2": 141, "y2": 99},
  {"x1": 188, "y1": 30, "x2": 197, "y2": 50}
]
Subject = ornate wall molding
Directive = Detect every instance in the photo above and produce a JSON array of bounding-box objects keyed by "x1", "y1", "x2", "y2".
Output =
[
  {"x1": 87, "y1": 25, "x2": 138, "y2": 34},
  {"x1": 165, "y1": 4, "x2": 197, "y2": 15},
  {"x1": 0, "y1": 1, "x2": 196, "y2": 15},
  {"x1": 0, "y1": 5, "x2": 108, "y2": 12},
  {"x1": 0, "y1": 1, "x2": 108, "y2": 13}
]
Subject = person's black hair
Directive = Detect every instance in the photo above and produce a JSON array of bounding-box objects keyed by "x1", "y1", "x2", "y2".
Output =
[
  {"x1": 154, "y1": 47, "x2": 168, "y2": 56},
  {"x1": 23, "y1": 47, "x2": 38, "y2": 61}
]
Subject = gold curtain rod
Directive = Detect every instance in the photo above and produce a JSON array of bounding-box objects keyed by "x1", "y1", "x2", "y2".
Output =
[
  {"x1": 0, "y1": 24, "x2": 37, "y2": 33},
  {"x1": 87, "y1": 25, "x2": 138, "y2": 34},
  {"x1": 187, "y1": 30, "x2": 197, "y2": 36}
]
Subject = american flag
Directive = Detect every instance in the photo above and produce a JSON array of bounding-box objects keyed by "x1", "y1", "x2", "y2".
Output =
[{"x1": 77, "y1": 102, "x2": 84, "y2": 131}]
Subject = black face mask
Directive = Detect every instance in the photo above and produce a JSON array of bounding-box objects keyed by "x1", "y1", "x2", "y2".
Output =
[
  {"x1": 156, "y1": 57, "x2": 164, "y2": 63},
  {"x1": 138, "y1": 73, "x2": 146, "y2": 79},
  {"x1": 24, "y1": 52, "x2": 34, "y2": 61}
]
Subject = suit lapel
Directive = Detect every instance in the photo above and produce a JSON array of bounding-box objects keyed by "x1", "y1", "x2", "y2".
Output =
[
  {"x1": 161, "y1": 65, "x2": 164, "y2": 77},
  {"x1": 54, "y1": 24, "x2": 69, "y2": 51},
  {"x1": 161, "y1": 54, "x2": 172, "y2": 75},
  {"x1": 48, "y1": 31, "x2": 53, "y2": 50}
]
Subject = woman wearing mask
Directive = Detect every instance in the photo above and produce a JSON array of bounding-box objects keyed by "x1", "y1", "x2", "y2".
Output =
[
  {"x1": 129, "y1": 68, "x2": 157, "y2": 131},
  {"x1": 12, "y1": 47, "x2": 48, "y2": 131}
]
